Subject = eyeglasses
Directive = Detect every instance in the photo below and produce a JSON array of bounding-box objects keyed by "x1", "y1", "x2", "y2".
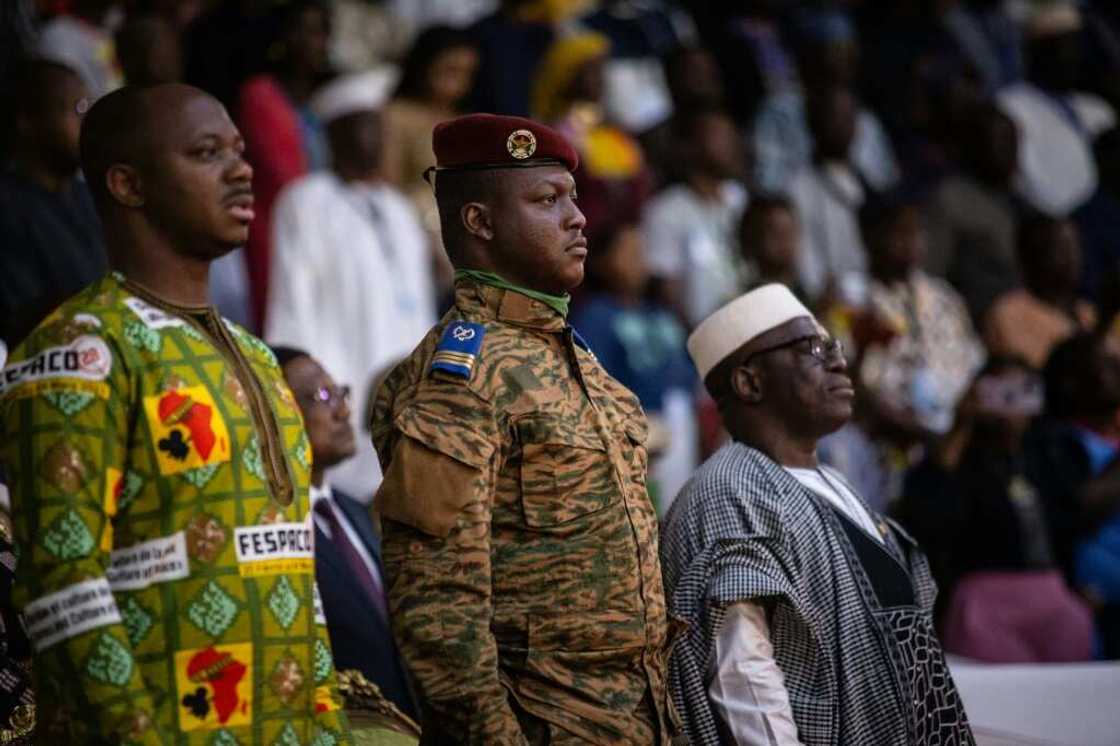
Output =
[
  {"x1": 743, "y1": 334, "x2": 845, "y2": 366},
  {"x1": 301, "y1": 384, "x2": 351, "y2": 409}
]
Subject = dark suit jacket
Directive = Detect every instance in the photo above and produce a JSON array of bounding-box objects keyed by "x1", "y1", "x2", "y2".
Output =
[{"x1": 314, "y1": 488, "x2": 417, "y2": 718}]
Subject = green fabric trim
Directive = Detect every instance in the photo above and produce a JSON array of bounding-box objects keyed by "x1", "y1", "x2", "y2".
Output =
[{"x1": 454, "y1": 269, "x2": 570, "y2": 318}]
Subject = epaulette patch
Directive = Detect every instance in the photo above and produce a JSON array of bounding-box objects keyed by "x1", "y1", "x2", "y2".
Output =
[{"x1": 431, "y1": 322, "x2": 486, "y2": 379}]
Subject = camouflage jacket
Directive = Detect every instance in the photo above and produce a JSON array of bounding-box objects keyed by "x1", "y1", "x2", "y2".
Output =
[
  {"x1": 0, "y1": 273, "x2": 351, "y2": 745},
  {"x1": 371, "y1": 280, "x2": 676, "y2": 745}
]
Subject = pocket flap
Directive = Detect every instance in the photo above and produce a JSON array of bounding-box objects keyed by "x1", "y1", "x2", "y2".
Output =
[{"x1": 395, "y1": 401, "x2": 496, "y2": 469}]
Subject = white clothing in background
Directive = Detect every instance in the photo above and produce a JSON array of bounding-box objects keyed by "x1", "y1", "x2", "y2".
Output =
[
  {"x1": 651, "y1": 388, "x2": 698, "y2": 515},
  {"x1": 267, "y1": 172, "x2": 435, "y2": 501},
  {"x1": 643, "y1": 182, "x2": 748, "y2": 328},
  {"x1": 708, "y1": 602, "x2": 804, "y2": 746},
  {"x1": 788, "y1": 162, "x2": 868, "y2": 304},
  {"x1": 997, "y1": 82, "x2": 1115, "y2": 216}
]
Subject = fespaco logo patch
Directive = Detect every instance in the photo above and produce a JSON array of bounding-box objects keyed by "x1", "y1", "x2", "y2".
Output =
[{"x1": 0, "y1": 335, "x2": 112, "y2": 398}]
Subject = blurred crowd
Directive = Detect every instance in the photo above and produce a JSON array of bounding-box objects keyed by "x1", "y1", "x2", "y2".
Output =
[{"x1": 3, "y1": 0, "x2": 1120, "y2": 682}]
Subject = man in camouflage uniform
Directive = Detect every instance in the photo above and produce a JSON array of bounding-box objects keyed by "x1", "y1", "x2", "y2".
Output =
[
  {"x1": 371, "y1": 114, "x2": 677, "y2": 744},
  {"x1": 0, "y1": 85, "x2": 351, "y2": 744}
]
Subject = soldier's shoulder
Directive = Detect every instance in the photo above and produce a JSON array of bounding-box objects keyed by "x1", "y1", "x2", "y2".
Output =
[
  {"x1": 381, "y1": 309, "x2": 535, "y2": 401},
  {"x1": 371, "y1": 317, "x2": 503, "y2": 459}
]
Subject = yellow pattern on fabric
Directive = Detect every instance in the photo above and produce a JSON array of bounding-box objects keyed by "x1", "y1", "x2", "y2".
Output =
[
  {"x1": 0, "y1": 378, "x2": 110, "y2": 401},
  {"x1": 0, "y1": 273, "x2": 351, "y2": 745}
]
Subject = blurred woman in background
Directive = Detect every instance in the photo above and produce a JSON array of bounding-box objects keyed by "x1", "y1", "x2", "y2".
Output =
[{"x1": 383, "y1": 25, "x2": 478, "y2": 300}]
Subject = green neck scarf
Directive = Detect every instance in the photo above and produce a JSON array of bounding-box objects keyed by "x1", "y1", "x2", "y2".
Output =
[{"x1": 455, "y1": 269, "x2": 570, "y2": 318}]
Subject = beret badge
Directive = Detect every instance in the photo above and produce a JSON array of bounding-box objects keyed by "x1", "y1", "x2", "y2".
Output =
[{"x1": 506, "y1": 129, "x2": 537, "y2": 160}]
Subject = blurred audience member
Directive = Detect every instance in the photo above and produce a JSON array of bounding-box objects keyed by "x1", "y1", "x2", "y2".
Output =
[
  {"x1": 36, "y1": 0, "x2": 122, "y2": 99},
  {"x1": 275, "y1": 347, "x2": 418, "y2": 720},
  {"x1": 0, "y1": 59, "x2": 105, "y2": 347},
  {"x1": 898, "y1": 357, "x2": 1094, "y2": 663},
  {"x1": 739, "y1": 193, "x2": 803, "y2": 297},
  {"x1": 888, "y1": 49, "x2": 986, "y2": 194},
  {"x1": 571, "y1": 220, "x2": 696, "y2": 512},
  {"x1": 114, "y1": 12, "x2": 181, "y2": 86},
  {"x1": 687, "y1": 0, "x2": 796, "y2": 127},
  {"x1": 925, "y1": 101, "x2": 1023, "y2": 322},
  {"x1": 1075, "y1": 127, "x2": 1120, "y2": 301},
  {"x1": 330, "y1": 0, "x2": 410, "y2": 71},
  {"x1": 789, "y1": 86, "x2": 870, "y2": 305},
  {"x1": 753, "y1": 8, "x2": 899, "y2": 195},
  {"x1": 939, "y1": 0, "x2": 1023, "y2": 94},
  {"x1": 468, "y1": 0, "x2": 557, "y2": 116},
  {"x1": 1026, "y1": 333, "x2": 1120, "y2": 658},
  {"x1": 997, "y1": 2, "x2": 1116, "y2": 216},
  {"x1": 532, "y1": 32, "x2": 652, "y2": 240},
  {"x1": 860, "y1": 191, "x2": 985, "y2": 436},
  {"x1": 581, "y1": 0, "x2": 694, "y2": 134},
  {"x1": 385, "y1": 26, "x2": 478, "y2": 194},
  {"x1": 639, "y1": 45, "x2": 725, "y2": 186},
  {"x1": 985, "y1": 214, "x2": 1096, "y2": 368},
  {"x1": 238, "y1": 0, "x2": 332, "y2": 330},
  {"x1": 182, "y1": 0, "x2": 276, "y2": 109},
  {"x1": 266, "y1": 70, "x2": 434, "y2": 502},
  {"x1": 642, "y1": 106, "x2": 746, "y2": 328},
  {"x1": 384, "y1": 25, "x2": 478, "y2": 297}
]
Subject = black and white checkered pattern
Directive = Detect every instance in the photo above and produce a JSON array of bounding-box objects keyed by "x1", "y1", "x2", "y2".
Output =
[{"x1": 660, "y1": 442, "x2": 974, "y2": 745}]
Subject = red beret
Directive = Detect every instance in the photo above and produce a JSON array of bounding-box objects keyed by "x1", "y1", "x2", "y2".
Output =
[{"x1": 431, "y1": 113, "x2": 580, "y2": 174}]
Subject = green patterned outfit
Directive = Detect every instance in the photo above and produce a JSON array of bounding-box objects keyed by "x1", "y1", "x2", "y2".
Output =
[{"x1": 0, "y1": 273, "x2": 351, "y2": 745}]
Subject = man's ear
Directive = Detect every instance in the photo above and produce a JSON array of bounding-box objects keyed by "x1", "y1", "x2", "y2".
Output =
[
  {"x1": 106, "y1": 164, "x2": 145, "y2": 208},
  {"x1": 461, "y1": 202, "x2": 493, "y2": 241},
  {"x1": 730, "y1": 363, "x2": 763, "y2": 404}
]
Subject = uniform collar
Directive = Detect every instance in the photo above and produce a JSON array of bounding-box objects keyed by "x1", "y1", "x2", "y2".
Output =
[{"x1": 454, "y1": 278, "x2": 568, "y2": 333}]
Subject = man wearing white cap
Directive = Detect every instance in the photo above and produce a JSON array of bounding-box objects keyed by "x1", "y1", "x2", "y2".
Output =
[
  {"x1": 660, "y1": 284, "x2": 974, "y2": 745},
  {"x1": 266, "y1": 69, "x2": 435, "y2": 503}
]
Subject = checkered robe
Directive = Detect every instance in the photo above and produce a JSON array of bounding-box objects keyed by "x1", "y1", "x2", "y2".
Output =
[{"x1": 661, "y1": 442, "x2": 974, "y2": 745}]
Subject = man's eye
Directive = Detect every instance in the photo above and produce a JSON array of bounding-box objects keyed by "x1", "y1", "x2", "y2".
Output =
[{"x1": 541, "y1": 194, "x2": 557, "y2": 204}]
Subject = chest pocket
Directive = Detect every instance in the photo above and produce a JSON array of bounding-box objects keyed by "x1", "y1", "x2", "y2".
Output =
[{"x1": 516, "y1": 416, "x2": 619, "y2": 527}]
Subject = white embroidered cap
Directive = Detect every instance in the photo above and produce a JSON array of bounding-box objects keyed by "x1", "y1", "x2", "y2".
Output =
[
  {"x1": 687, "y1": 284, "x2": 817, "y2": 379},
  {"x1": 310, "y1": 67, "x2": 399, "y2": 124}
]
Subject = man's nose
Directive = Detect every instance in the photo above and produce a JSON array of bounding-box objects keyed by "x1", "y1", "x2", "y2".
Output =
[
  {"x1": 566, "y1": 200, "x2": 586, "y2": 231},
  {"x1": 227, "y1": 153, "x2": 253, "y2": 184}
]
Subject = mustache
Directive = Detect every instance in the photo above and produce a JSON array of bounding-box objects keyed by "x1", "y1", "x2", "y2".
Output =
[{"x1": 221, "y1": 186, "x2": 254, "y2": 204}]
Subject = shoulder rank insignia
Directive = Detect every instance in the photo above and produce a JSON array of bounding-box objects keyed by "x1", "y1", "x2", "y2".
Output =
[{"x1": 431, "y1": 322, "x2": 486, "y2": 379}]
